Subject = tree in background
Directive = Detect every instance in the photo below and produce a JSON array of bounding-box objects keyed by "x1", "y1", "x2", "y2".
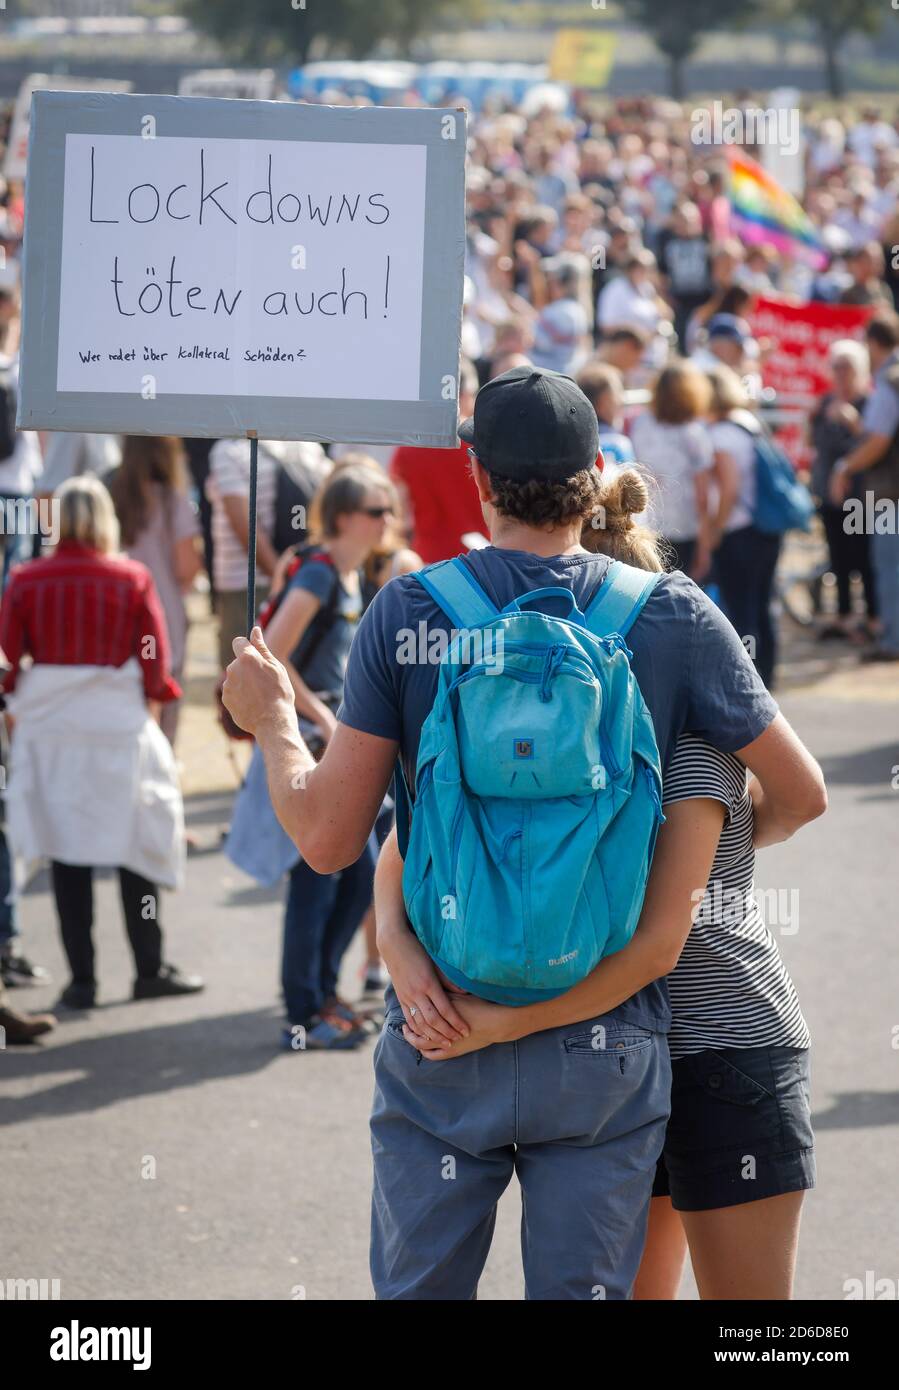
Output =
[
  {"x1": 788, "y1": 0, "x2": 885, "y2": 98},
  {"x1": 178, "y1": 0, "x2": 480, "y2": 68},
  {"x1": 630, "y1": 0, "x2": 760, "y2": 98}
]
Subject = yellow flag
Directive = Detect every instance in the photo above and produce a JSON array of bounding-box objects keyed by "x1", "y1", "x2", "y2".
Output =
[{"x1": 549, "y1": 29, "x2": 618, "y2": 89}]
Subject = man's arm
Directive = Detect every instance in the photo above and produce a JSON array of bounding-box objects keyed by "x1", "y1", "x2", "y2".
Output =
[
  {"x1": 374, "y1": 825, "x2": 471, "y2": 1044},
  {"x1": 222, "y1": 627, "x2": 397, "y2": 872},
  {"x1": 838, "y1": 432, "x2": 890, "y2": 477}
]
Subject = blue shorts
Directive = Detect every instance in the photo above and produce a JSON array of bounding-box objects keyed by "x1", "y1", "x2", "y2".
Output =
[
  {"x1": 652, "y1": 1044, "x2": 816, "y2": 1212},
  {"x1": 370, "y1": 985, "x2": 671, "y2": 1300}
]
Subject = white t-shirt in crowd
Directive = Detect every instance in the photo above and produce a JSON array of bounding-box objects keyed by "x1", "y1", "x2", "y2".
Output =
[
  {"x1": 708, "y1": 414, "x2": 759, "y2": 533},
  {"x1": 206, "y1": 438, "x2": 279, "y2": 593},
  {"x1": 207, "y1": 438, "x2": 329, "y2": 593},
  {"x1": 207, "y1": 437, "x2": 330, "y2": 592},
  {"x1": 531, "y1": 296, "x2": 589, "y2": 374},
  {"x1": 629, "y1": 412, "x2": 713, "y2": 541},
  {"x1": 596, "y1": 276, "x2": 662, "y2": 335}
]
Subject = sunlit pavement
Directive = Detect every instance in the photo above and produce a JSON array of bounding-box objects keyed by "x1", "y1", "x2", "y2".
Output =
[{"x1": 2, "y1": 600, "x2": 897, "y2": 1300}]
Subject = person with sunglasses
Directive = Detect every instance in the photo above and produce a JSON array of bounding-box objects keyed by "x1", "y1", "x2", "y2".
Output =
[{"x1": 225, "y1": 462, "x2": 399, "y2": 1051}]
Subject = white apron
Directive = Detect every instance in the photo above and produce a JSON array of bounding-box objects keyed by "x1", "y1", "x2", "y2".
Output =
[{"x1": 5, "y1": 658, "x2": 185, "y2": 889}]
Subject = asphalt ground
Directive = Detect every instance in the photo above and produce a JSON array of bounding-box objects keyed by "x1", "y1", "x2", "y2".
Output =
[{"x1": 2, "y1": 599, "x2": 897, "y2": 1301}]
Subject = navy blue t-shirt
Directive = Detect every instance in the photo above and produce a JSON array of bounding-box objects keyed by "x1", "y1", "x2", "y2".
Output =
[
  {"x1": 288, "y1": 557, "x2": 363, "y2": 695},
  {"x1": 339, "y1": 546, "x2": 778, "y2": 1031}
]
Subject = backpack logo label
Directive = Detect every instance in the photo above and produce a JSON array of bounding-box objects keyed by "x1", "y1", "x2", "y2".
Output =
[
  {"x1": 548, "y1": 950, "x2": 578, "y2": 967},
  {"x1": 513, "y1": 738, "x2": 535, "y2": 759}
]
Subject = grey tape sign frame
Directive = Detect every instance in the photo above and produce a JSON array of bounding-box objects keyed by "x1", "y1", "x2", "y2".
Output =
[{"x1": 18, "y1": 91, "x2": 467, "y2": 446}]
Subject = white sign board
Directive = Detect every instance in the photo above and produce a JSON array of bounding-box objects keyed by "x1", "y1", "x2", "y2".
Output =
[
  {"x1": 19, "y1": 92, "x2": 467, "y2": 447},
  {"x1": 4, "y1": 75, "x2": 132, "y2": 181},
  {"x1": 57, "y1": 133, "x2": 427, "y2": 402},
  {"x1": 760, "y1": 87, "x2": 805, "y2": 200}
]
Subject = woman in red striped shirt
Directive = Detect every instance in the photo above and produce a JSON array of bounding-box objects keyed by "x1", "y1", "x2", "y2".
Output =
[{"x1": 0, "y1": 475, "x2": 203, "y2": 1011}]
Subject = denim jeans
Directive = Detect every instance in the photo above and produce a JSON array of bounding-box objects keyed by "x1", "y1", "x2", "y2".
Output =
[
  {"x1": 0, "y1": 494, "x2": 38, "y2": 597},
  {"x1": 281, "y1": 841, "x2": 376, "y2": 1025},
  {"x1": 0, "y1": 824, "x2": 18, "y2": 952},
  {"x1": 370, "y1": 984, "x2": 671, "y2": 1300},
  {"x1": 714, "y1": 524, "x2": 782, "y2": 689},
  {"x1": 870, "y1": 529, "x2": 899, "y2": 653}
]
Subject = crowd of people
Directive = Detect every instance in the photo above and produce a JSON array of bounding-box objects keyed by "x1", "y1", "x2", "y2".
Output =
[
  {"x1": 0, "y1": 85, "x2": 896, "y2": 1301},
  {"x1": 0, "y1": 91, "x2": 897, "y2": 1053}
]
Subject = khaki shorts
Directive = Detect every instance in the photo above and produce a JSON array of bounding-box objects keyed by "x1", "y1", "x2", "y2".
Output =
[{"x1": 217, "y1": 586, "x2": 268, "y2": 670}]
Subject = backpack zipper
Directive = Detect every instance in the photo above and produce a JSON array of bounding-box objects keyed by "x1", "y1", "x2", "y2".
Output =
[
  {"x1": 450, "y1": 796, "x2": 464, "y2": 892},
  {"x1": 522, "y1": 801, "x2": 533, "y2": 979}
]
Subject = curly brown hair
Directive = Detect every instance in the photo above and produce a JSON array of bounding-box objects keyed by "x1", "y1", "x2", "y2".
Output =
[{"x1": 487, "y1": 468, "x2": 598, "y2": 529}]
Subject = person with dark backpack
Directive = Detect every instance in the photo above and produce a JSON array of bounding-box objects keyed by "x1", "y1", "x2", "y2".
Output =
[
  {"x1": 271, "y1": 443, "x2": 331, "y2": 557},
  {"x1": 224, "y1": 463, "x2": 400, "y2": 1051},
  {"x1": 705, "y1": 364, "x2": 813, "y2": 689}
]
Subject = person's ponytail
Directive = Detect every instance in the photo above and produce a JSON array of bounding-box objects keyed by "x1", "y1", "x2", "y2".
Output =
[{"x1": 582, "y1": 467, "x2": 668, "y2": 573}]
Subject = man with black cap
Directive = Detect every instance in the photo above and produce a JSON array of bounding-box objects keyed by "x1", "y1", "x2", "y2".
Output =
[{"x1": 223, "y1": 366, "x2": 822, "y2": 1299}]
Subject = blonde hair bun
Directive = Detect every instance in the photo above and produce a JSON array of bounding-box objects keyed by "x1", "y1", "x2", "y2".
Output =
[{"x1": 612, "y1": 467, "x2": 650, "y2": 519}]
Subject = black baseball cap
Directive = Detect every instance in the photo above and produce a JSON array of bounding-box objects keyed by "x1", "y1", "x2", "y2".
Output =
[{"x1": 458, "y1": 365, "x2": 600, "y2": 482}]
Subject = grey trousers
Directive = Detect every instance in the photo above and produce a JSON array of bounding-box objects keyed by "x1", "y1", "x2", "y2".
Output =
[{"x1": 370, "y1": 986, "x2": 671, "y2": 1300}]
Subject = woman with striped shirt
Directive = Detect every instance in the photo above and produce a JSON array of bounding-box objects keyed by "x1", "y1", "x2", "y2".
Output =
[
  {"x1": 633, "y1": 729, "x2": 813, "y2": 1299},
  {"x1": 594, "y1": 468, "x2": 814, "y2": 1297}
]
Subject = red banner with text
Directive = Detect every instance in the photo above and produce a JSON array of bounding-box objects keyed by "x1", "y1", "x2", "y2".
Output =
[{"x1": 749, "y1": 297, "x2": 875, "y2": 471}]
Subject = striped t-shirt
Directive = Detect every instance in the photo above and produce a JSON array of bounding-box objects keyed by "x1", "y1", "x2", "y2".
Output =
[{"x1": 662, "y1": 733, "x2": 810, "y2": 1061}]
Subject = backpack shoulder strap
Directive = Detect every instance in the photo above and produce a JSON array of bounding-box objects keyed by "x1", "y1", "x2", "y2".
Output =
[
  {"x1": 585, "y1": 560, "x2": 663, "y2": 639},
  {"x1": 413, "y1": 556, "x2": 498, "y2": 629},
  {"x1": 293, "y1": 552, "x2": 342, "y2": 677}
]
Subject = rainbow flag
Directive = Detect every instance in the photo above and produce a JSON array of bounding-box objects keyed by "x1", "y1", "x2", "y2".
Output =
[{"x1": 726, "y1": 148, "x2": 827, "y2": 270}]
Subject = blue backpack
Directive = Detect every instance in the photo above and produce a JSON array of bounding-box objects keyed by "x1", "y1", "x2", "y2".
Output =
[
  {"x1": 741, "y1": 423, "x2": 814, "y2": 536},
  {"x1": 400, "y1": 556, "x2": 666, "y2": 1005}
]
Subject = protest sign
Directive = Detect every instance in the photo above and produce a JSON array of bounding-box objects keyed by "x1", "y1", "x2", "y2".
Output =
[
  {"x1": 749, "y1": 296, "x2": 874, "y2": 469},
  {"x1": 549, "y1": 30, "x2": 618, "y2": 89},
  {"x1": 750, "y1": 296, "x2": 874, "y2": 397},
  {"x1": 4, "y1": 76, "x2": 133, "y2": 181},
  {"x1": 759, "y1": 88, "x2": 805, "y2": 200},
  {"x1": 18, "y1": 91, "x2": 467, "y2": 447}
]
